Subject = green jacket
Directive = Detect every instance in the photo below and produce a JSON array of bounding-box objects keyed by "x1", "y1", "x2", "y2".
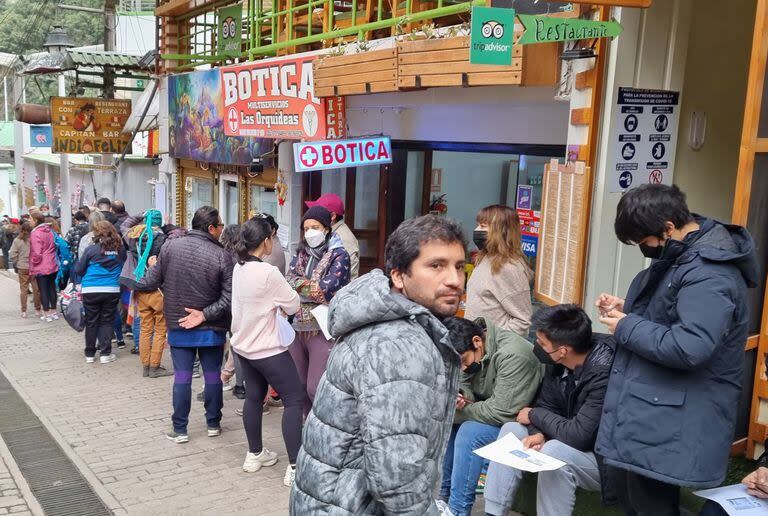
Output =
[{"x1": 454, "y1": 319, "x2": 543, "y2": 427}]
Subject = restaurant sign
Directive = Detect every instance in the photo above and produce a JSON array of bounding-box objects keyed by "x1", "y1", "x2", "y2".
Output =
[
  {"x1": 50, "y1": 97, "x2": 132, "y2": 154},
  {"x1": 293, "y1": 137, "x2": 392, "y2": 172},
  {"x1": 222, "y1": 55, "x2": 331, "y2": 140}
]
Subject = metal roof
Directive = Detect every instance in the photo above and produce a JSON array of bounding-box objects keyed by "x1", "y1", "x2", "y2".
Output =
[{"x1": 66, "y1": 50, "x2": 143, "y2": 69}]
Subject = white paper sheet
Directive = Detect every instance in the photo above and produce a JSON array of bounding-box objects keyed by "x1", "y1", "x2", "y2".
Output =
[
  {"x1": 694, "y1": 484, "x2": 768, "y2": 516},
  {"x1": 473, "y1": 433, "x2": 566, "y2": 473},
  {"x1": 310, "y1": 305, "x2": 333, "y2": 341}
]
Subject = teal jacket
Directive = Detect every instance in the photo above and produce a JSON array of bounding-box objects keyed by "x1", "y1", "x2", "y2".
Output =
[{"x1": 455, "y1": 318, "x2": 543, "y2": 426}]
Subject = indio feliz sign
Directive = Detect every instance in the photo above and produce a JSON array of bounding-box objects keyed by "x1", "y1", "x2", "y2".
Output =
[
  {"x1": 221, "y1": 55, "x2": 329, "y2": 140},
  {"x1": 50, "y1": 97, "x2": 132, "y2": 154}
]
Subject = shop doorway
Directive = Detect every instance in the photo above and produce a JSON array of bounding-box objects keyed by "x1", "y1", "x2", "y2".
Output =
[{"x1": 219, "y1": 174, "x2": 240, "y2": 226}]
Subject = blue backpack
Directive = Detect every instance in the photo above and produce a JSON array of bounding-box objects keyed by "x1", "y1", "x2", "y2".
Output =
[{"x1": 54, "y1": 233, "x2": 72, "y2": 288}]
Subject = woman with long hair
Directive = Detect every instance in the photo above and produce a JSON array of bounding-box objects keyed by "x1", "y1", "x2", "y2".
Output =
[
  {"x1": 230, "y1": 217, "x2": 305, "y2": 487},
  {"x1": 78, "y1": 210, "x2": 105, "y2": 259},
  {"x1": 465, "y1": 205, "x2": 533, "y2": 336},
  {"x1": 74, "y1": 221, "x2": 126, "y2": 364},
  {"x1": 9, "y1": 221, "x2": 42, "y2": 318},
  {"x1": 286, "y1": 206, "x2": 350, "y2": 416},
  {"x1": 29, "y1": 211, "x2": 59, "y2": 321}
]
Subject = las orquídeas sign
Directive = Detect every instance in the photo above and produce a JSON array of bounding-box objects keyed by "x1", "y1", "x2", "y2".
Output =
[
  {"x1": 222, "y1": 55, "x2": 329, "y2": 140},
  {"x1": 51, "y1": 97, "x2": 132, "y2": 154},
  {"x1": 294, "y1": 137, "x2": 392, "y2": 172}
]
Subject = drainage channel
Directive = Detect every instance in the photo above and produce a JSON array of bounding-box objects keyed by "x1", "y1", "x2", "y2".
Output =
[{"x1": 0, "y1": 370, "x2": 112, "y2": 516}]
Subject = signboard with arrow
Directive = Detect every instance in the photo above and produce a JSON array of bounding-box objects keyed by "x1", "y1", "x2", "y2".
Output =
[{"x1": 518, "y1": 15, "x2": 622, "y2": 44}]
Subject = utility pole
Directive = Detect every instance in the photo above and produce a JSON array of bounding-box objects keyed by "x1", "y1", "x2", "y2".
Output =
[{"x1": 102, "y1": 0, "x2": 117, "y2": 200}]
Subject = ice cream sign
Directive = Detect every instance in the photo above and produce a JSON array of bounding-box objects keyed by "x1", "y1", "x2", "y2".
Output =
[
  {"x1": 221, "y1": 55, "x2": 330, "y2": 140},
  {"x1": 294, "y1": 137, "x2": 393, "y2": 172}
]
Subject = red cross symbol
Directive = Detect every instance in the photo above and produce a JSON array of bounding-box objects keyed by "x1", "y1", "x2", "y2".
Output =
[
  {"x1": 300, "y1": 146, "x2": 319, "y2": 168},
  {"x1": 649, "y1": 169, "x2": 663, "y2": 184},
  {"x1": 227, "y1": 108, "x2": 239, "y2": 133}
]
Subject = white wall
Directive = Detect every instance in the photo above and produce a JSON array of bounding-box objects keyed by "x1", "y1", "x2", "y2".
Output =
[
  {"x1": 584, "y1": 1, "x2": 694, "y2": 321},
  {"x1": 115, "y1": 161, "x2": 159, "y2": 214},
  {"x1": 346, "y1": 85, "x2": 569, "y2": 144}
]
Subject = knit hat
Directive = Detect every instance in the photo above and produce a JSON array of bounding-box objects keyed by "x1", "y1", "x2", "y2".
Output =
[{"x1": 302, "y1": 206, "x2": 332, "y2": 229}]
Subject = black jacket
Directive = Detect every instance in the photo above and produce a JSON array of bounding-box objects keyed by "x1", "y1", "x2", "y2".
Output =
[
  {"x1": 528, "y1": 334, "x2": 615, "y2": 451},
  {"x1": 136, "y1": 230, "x2": 235, "y2": 333}
]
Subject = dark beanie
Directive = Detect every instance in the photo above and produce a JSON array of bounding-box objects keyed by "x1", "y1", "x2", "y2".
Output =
[{"x1": 302, "y1": 206, "x2": 332, "y2": 229}]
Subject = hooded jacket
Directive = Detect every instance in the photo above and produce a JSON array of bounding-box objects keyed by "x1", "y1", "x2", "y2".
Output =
[
  {"x1": 290, "y1": 270, "x2": 461, "y2": 515},
  {"x1": 119, "y1": 213, "x2": 166, "y2": 290},
  {"x1": 454, "y1": 318, "x2": 542, "y2": 427},
  {"x1": 596, "y1": 217, "x2": 758, "y2": 489},
  {"x1": 29, "y1": 223, "x2": 58, "y2": 276}
]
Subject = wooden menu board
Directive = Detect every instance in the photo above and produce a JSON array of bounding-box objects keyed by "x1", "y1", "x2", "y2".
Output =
[{"x1": 535, "y1": 159, "x2": 592, "y2": 306}]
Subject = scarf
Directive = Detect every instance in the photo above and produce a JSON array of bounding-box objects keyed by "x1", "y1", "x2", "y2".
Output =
[
  {"x1": 305, "y1": 239, "x2": 329, "y2": 277},
  {"x1": 134, "y1": 210, "x2": 163, "y2": 280}
]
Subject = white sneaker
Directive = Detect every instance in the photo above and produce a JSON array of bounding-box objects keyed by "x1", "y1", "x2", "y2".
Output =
[
  {"x1": 51, "y1": 313, "x2": 59, "y2": 321},
  {"x1": 44, "y1": 315, "x2": 53, "y2": 322},
  {"x1": 283, "y1": 465, "x2": 296, "y2": 487},
  {"x1": 242, "y1": 449, "x2": 278, "y2": 473},
  {"x1": 99, "y1": 354, "x2": 116, "y2": 364},
  {"x1": 435, "y1": 500, "x2": 454, "y2": 516},
  {"x1": 207, "y1": 427, "x2": 222, "y2": 437},
  {"x1": 85, "y1": 357, "x2": 95, "y2": 364},
  {"x1": 222, "y1": 379, "x2": 233, "y2": 391}
]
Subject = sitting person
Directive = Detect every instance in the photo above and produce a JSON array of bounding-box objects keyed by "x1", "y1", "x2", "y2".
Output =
[
  {"x1": 483, "y1": 304, "x2": 615, "y2": 516},
  {"x1": 439, "y1": 316, "x2": 542, "y2": 516}
]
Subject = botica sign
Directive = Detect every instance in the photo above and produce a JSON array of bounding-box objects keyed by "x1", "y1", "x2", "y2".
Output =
[{"x1": 293, "y1": 137, "x2": 393, "y2": 172}]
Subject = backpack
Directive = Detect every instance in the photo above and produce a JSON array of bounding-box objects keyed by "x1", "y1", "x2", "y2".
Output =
[{"x1": 54, "y1": 234, "x2": 73, "y2": 288}]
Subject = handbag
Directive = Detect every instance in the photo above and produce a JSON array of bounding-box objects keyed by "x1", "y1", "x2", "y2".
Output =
[{"x1": 276, "y1": 309, "x2": 296, "y2": 348}]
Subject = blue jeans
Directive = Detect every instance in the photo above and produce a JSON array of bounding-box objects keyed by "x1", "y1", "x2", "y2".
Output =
[
  {"x1": 169, "y1": 346, "x2": 224, "y2": 434},
  {"x1": 132, "y1": 314, "x2": 141, "y2": 351},
  {"x1": 440, "y1": 421, "x2": 501, "y2": 516},
  {"x1": 112, "y1": 312, "x2": 123, "y2": 341}
]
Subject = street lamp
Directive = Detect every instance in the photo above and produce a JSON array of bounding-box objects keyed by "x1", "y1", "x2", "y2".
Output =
[{"x1": 42, "y1": 25, "x2": 74, "y2": 54}]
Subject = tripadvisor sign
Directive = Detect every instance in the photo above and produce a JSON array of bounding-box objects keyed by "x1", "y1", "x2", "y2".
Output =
[{"x1": 470, "y1": 7, "x2": 516, "y2": 66}]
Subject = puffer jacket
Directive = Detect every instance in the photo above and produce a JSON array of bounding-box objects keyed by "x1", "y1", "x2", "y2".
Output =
[
  {"x1": 29, "y1": 224, "x2": 58, "y2": 276},
  {"x1": 596, "y1": 217, "x2": 758, "y2": 489},
  {"x1": 290, "y1": 270, "x2": 461, "y2": 515},
  {"x1": 136, "y1": 230, "x2": 235, "y2": 333}
]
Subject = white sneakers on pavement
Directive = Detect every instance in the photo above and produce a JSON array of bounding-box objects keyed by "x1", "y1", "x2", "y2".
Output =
[
  {"x1": 166, "y1": 431, "x2": 189, "y2": 444},
  {"x1": 99, "y1": 354, "x2": 116, "y2": 364},
  {"x1": 207, "y1": 427, "x2": 222, "y2": 437},
  {"x1": 242, "y1": 448, "x2": 278, "y2": 473},
  {"x1": 85, "y1": 357, "x2": 95, "y2": 364},
  {"x1": 435, "y1": 500, "x2": 455, "y2": 516},
  {"x1": 283, "y1": 465, "x2": 296, "y2": 487}
]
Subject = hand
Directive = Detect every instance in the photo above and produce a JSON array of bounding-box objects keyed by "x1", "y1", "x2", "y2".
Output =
[
  {"x1": 148, "y1": 255, "x2": 158, "y2": 267},
  {"x1": 743, "y1": 467, "x2": 768, "y2": 499},
  {"x1": 179, "y1": 308, "x2": 205, "y2": 329},
  {"x1": 456, "y1": 395, "x2": 468, "y2": 410},
  {"x1": 598, "y1": 309, "x2": 627, "y2": 335},
  {"x1": 517, "y1": 407, "x2": 533, "y2": 425},
  {"x1": 522, "y1": 433, "x2": 545, "y2": 451},
  {"x1": 596, "y1": 293, "x2": 625, "y2": 317}
]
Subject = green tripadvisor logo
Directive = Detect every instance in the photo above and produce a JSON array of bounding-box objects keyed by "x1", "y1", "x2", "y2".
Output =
[{"x1": 470, "y1": 7, "x2": 516, "y2": 66}]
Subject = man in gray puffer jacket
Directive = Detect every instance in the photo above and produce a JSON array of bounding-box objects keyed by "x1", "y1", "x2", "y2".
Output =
[{"x1": 290, "y1": 215, "x2": 468, "y2": 515}]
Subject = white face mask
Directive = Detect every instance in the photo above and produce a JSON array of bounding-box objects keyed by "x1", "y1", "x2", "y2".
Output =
[{"x1": 304, "y1": 228, "x2": 326, "y2": 248}]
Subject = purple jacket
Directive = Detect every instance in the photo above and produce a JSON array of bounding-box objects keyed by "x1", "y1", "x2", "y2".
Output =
[{"x1": 29, "y1": 224, "x2": 58, "y2": 276}]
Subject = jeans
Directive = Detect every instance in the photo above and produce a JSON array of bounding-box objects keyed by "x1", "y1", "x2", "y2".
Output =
[
  {"x1": 237, "y1": 351, "x2": 306, "y2": 463},
  {"x1": 113, "y1": 312, "x2": 124, "y2": 342},
  {"x1": 169, "y1": 345, "x2": 224, "y2": 434},
  {"x1": 37, "y1": 272, "x2": 57, "y2": 311},
  {"x1": 440, "y1": 421, "x2": 501, "y2": 516},
  {"x1": 484, "y1": 422, "x2": 602, "y2": 516},
  {"x1": 605, "y1": 465, "x2": 681, "y2": 516},
  {"x1": 288, "y1": 331, "x2": 334, "y2": 416},
  {"x1": 82, "y1": 292, "x2": 120, "y2": 358}
]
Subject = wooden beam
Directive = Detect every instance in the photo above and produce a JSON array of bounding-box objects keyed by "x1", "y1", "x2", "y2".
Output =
[
  {"x1": 575, "y1": 68, "x2": 596, "y2": 90},
  {"x1": 521, "y1": 42, "x2": 560, "y2": 87},
  {"x1": 731, "y1": 438, "x2": 748, "y2": 457},
  {"x1": 570, "y1": 107, "x2": 592, "y2": 126}
]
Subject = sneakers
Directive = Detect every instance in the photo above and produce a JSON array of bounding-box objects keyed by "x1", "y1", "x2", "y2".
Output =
[
  {"x1": 20, "y1": 312, "x2": 27, "y2": 319},
  {"x1": 262, "y1": 402, "x2": 271, "y2": 416},
  {"x1": 232, "y1": 385, "x2": 246, "y2": 400},
  {"x1": 85, "y1": 356, "x2": 95, "y2": 364},
  {"x1": 207, "y1": 427, "x2": 222, "y2": 438},
  {"x1": 44, "y1": 315, "x2": 53, "y2": 322},
  {"x1": 50, "y1": 313, "x2": 59, "y2": 321},
  {"x1": 435, "y1": 499, "x2": 454, "y2": 516},
  {"x1": 142, "y1": 366, "x2": 150, "y2": 377},
  {"x1": 99, "y1": 354, "x2": 117, "y2": 364},
  {"x1": 283, "y1": 465, "x2": 296, "y2": 487},
  {"x1": 149, "y1": 366, "x2": 173, "y2": 378},
  {"x1": 267, "y1": 395, "x2": 283, "y2": 408},
  {"x1": 166, "y1": 430, "x2": 189, "y2": 444},
  {"x1": 130, "y1": 347, "x2": 139, "y2": 355},
  {"x1": 116, "y1": 340, "x2": 126, "y2": 349},
  {"x1": 222, "y1": 380, "x2": 234, "y2": 392},
  {"x1": 242, "y1": 449, "x2": 278, "y2": 473}
]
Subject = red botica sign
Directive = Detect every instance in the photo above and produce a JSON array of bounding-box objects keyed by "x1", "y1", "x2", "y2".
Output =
[{"x1": 222, "y1": 55, "x2": 337, "y2": 140}]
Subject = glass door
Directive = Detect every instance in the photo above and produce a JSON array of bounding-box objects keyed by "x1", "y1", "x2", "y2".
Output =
[
  {"x1": 219, "y1": 173, "x2": 239, "y2": 225},
  {"x1": 185, "y1": 175, "x2": 214, "y2": 229}
]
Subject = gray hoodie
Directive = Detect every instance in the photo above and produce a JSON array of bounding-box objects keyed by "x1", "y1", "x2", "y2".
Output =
[{"x1": 290, "y1": 269, "x2": 461, "y2": 515}]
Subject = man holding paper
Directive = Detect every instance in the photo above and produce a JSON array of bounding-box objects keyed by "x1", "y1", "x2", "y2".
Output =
[{"x1": 483, "y1": 305, "x2": 615, "y2": 516}]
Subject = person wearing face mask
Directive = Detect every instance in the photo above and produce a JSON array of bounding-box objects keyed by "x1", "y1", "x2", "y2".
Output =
[
  {"x1": 482, "y1": 304, "x2": 615, "y2": 516},
  {"x1": 465, "y1": 205, "x2": 532, "y2": 337},
  {"x1": 437, "y1": 316, "x2": 542, "y2": 516},
  {"x1": 286, "y1": 205, "x2": 351, "y2": 415},
  {"x1": 595, "y1": 184, "x2": 757, "y2": 516}
]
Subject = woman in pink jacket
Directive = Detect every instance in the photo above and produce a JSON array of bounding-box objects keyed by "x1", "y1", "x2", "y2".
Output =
[{"x1": 29, "y1": 211, "x2": 59, "y2": 321}]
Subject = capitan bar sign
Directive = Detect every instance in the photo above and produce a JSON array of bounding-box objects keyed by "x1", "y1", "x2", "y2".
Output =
[
  {"x1": 294, "y1": 137, "x2": 392, "y2": 172},
  {"x1": 221, "y1": 55, "x2": 329, "y2": 141}
]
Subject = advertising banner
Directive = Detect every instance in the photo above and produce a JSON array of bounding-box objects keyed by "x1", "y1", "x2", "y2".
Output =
[
  {"x1": 168, "y1": 68, "x2": 274, "y2": 165},
  {"x1": 221, "y1": 55, "x2": 328, "y2": 140},
  {"x1": 470, "y1": 7, "x2": 516, "y2": 65},
  {"x1": 294, "y1": 137, "x2": 392, "y2": 172},
  {"x1": 50, "y1": 97, "x2": 132, "y2": 154},
  {"x1": 30, "y1": 125, "x2": 52, "y2": 148},
  {"x1": 517, "y1": 208, "x2": 541, "y2": 258},
  {"x1": 324, "y1": 96, "x2": 346, "y2": 139},
  {"x1": 218, "y1": 4, "x2": 243, "y2": 58}
]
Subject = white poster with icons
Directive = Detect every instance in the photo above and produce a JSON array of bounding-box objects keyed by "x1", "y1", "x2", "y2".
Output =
[{"x1": 609, "y1": 87, "x2": 680, "y2": 193}]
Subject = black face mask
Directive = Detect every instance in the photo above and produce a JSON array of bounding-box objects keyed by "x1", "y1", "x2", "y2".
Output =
[
  {"x1": 473, "y1": 230, "x2": 488, "y2": 251},
  {"x1": 465, "y1": 362, "x2": 481, "y2": 375},
  {"x1": 533, "y1": 345, "x2": 559, "y2": 366},
  {"x1": 639, "y1": 243, "x2": 664, "y2": 260}
]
